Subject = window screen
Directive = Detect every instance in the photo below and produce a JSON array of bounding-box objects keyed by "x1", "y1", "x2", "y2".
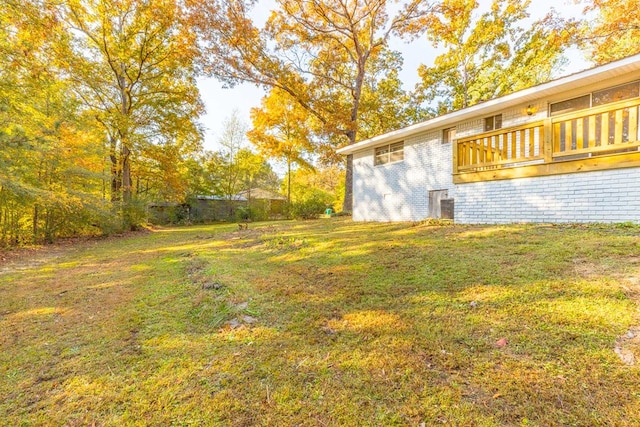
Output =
[
  {"x1": 593, "y1": 81, "x2": 640, "y2": 106},
  {"x1": 374, "y1": 142, "x2": 404, "y2": 166},
  {"x1": 550, "y1": 95, "x2": 591, "y2": 116}
]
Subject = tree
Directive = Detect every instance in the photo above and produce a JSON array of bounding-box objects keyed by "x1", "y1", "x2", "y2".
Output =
[
  {"x1": 247, "y1": 88, "x2": 314, "y2": 204},
  {"x1": 212, "y1": 112, "x2": 277, "y2": 205},
  {"x1": 215, "y1": 111, "x2": 250, "y2": 203},
  {"x1": 56, "y1": 0, "x2": 204, "y2": 228},
  {"x1": 0, "y1": 0, "x2": 109, "y2": 244},
  {"x1": 285, "y1": 165, "x2": 344, "y2": 218},
  {"x1": 188, "y1": 0, "x2": 436, "y2": 212},
  {"x1": 416, "y1": 0, "x2": 572, "y2": 115},
  {"x1": 579, "y1": 0, "x2": 640, "y2": 64},
  {"x1": 357, "y1": 49, "x2": 426, "y2": 139}
]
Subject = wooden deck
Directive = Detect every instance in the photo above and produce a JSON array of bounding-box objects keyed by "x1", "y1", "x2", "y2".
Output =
[{"x1": 454, "y1": 98, "x2": 640, "y2": 183}]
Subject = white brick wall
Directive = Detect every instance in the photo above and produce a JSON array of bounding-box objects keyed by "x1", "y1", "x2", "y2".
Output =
[
  {"x1": 352, "y1": 131, "x2": 455, "y2": 221},
  {"x1": 455, "y1": 168, "x2": 640, "y2": 224}
]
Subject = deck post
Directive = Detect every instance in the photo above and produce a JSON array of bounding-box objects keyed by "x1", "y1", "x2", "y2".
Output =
[
  {"x1": 452, "y1": 139, "x2": 459, "y2": 175},
  {"x1": 543, "y1": 117, "x2": 553, "y2": 164}
]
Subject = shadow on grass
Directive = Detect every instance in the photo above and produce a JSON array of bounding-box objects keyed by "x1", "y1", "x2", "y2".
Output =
[{"x1": 1, "y1": 219, "x2": 639, "y2": 425}]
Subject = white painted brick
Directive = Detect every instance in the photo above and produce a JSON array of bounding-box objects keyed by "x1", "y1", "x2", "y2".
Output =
[
  {"x1": 455, "y1": 168, "x2": 640, "y2": 224},
  {"x1": 352, "y1": 132, "x2": 456, "y2": 222}
]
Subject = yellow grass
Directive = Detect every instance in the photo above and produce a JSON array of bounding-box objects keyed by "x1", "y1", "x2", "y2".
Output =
[{"x1": 1, "y1": 219, "x2": 639, "y2": 426}]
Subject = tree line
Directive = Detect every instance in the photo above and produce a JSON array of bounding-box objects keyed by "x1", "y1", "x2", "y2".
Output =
[{"x1": 1, "y1": 0, "x2": 637, "y2": 246}]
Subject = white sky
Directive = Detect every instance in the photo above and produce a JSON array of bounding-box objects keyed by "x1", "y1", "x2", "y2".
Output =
[{"x1": 198, "y1": 0, "x2": 588, "y2": 151}]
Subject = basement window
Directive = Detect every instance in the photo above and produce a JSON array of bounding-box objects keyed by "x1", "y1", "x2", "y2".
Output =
[{"x1": 374, "y1": 142, "x2": 404, "y2": 166}]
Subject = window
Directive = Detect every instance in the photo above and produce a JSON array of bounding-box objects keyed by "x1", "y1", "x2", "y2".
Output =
[
  {"x1": 593, "y1": 81, "x2": 640, "y2": 106},
  {"x1": 550, "y1": 95, "x2": 591, "y2": 116},
  {"x1": 443, "y1": 127, "x2": 456, "y2": 144},
  {"x1": 374, "y1": 142, "x2": 404, "y2": 166},
  {"x1": 484, "y1": 114, "x2": 502, "y2": 131},
  {"x1": 550, "y1": 81, "x2": 640, "y2": 116}
]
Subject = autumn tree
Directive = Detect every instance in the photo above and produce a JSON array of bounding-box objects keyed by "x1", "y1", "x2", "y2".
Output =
[
  {"x1": 284, "y1": 165, "x2": 344, "y2": 219},
  {"x1": 416, "y1": 0, "x2": 572, "y2": 114},
  {"x1": 56, "y1": 0, "x2": 204, "y2": 228},
  {"x1": 247, "y1": 88, "x2": 314, "y2": 204},
  {"x1": 579, "y1": 0, "x2": 640, "y2": 64},
  {"x1": 182, "y1": 151, "x2": 224, "y2": 198},
  {"x1": 134, "y1": 136, "x2": 202, "y2": 203},
  {"x1": 188, "y1": 0, "x2": 436, "y2": 212},
  {"x1": 0, "y1": 0, "x2": 109, "y2": 244}
]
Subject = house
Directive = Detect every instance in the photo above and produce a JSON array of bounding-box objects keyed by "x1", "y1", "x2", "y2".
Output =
[
  {"x1": 337, "y1": 53, "x2": 640, "y2": 224},
  {"x1": 148, "y1": 201, "x2": 191, "y2": 224},
  {"x1": 192, "y1": 195, "x2": 241, "y2": 222}
]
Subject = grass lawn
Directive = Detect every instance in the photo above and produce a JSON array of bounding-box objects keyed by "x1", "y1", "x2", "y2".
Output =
[{"x1": 1, "y1": 218, "x2": 639, "y2": 426}]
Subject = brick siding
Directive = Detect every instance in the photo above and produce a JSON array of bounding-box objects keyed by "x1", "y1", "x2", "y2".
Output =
[
  {"x1": 352, "y1": 131, "x2": 455, "y2": 221},
  {"x1": 455, "y1": 168, "x2": 640, "y2": 224}
]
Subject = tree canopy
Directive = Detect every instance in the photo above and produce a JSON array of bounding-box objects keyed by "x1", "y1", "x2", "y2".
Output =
[
  {"x1": 189, "y1": 0, "x2": 438, "y2": 211},
  {"x1": 580, "y1": 0, "x2": 640, "y2": 64},
  {"x1": 416, "y1": 0, "x2": 572, "y2": 115}
]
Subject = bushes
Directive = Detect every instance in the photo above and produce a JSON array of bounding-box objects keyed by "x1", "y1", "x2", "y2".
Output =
[
  {"x1": 288, "y1": 189, "x2": 333, "y2": 219},
  {"x1": 235, "y1": 201, "x2": 270, "y2": 222}
]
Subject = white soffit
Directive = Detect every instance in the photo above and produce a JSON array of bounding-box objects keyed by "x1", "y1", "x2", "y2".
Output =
[{"x1": 337, "y1": 53, "x2": 640, "y2": 155}]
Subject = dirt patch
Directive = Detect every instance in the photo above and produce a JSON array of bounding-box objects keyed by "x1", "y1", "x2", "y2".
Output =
[
  {"x1": 614, "y1": 270, "x2": 640, "y2": 365},
  {"x1": 0, "y1": 230, "x2": 151, "y2": 275},
  {"x1": 615, "y1": 327, "x2": 640, "y2": 366},
  {"x1": 0, "y1": 247, "x2": 68, "y2": 275},
  {"x1": 571, "y1": 257, "x2": 613, "y2": 278}
]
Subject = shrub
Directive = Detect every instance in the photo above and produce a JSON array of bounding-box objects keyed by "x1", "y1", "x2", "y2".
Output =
[
  {"x1": 121, "y1": 199, "x2": 149, "y2": 230},
  {"x1": 289, "y1": 189, "x2": 333, "y2": 220}
]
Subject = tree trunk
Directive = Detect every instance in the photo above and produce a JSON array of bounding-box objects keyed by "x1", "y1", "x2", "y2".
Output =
[
  {"x1": 343, "y1": 154, "x2": 353, "y2": 213},
  {"x1": 287, "y1": 157, "x2": 292, "y2": 204},
  {"x1": 341, "y1": 54, "x2": 365, "y2": 215},
  {"x1": 32, "y1": 204, "x2": 39, "y2": 244},
  {"x1": 44, "y1": 208, "x2": 53, "y2": 244},
  {"x1": 122, "y1": 145, "x2": 132, "y2": 203},
  {"x1": 110, "y1": 136, "x2": 119, "y2": 202}
]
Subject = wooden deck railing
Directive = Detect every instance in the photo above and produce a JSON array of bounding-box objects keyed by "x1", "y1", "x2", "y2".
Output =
[
  {"x1": 456, "y1": 121, "x2": 545, "y2": 172},
  {"x1": 454, "y1": 97, "x2": 640, "y2": 182},
  {"x1": 551, "y1": 98, "x2": 640, "y2": 159}
]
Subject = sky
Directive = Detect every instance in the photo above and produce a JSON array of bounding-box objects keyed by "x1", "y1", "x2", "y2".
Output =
[{"x1": 197, "y1": 0, "x2": 589, "y2": 152}]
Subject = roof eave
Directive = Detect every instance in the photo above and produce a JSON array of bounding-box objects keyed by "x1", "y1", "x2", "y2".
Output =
[{"x1": 337, "y1": 53, "x2": 640, "y2": 155}]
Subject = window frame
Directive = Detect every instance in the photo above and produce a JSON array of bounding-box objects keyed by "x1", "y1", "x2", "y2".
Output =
[
  {"x1": 549, "y1": 80, "x2": 640, "y2": 117},
  {"x1": 442, "y1": 127, "x2": 456, "y2": 144},
  {"x1": 549, "y1": 94, "x2": 591, "y2": 117},
  {"x1": 374, "y1": 141, "x2": 404, "y2": 166},
  {"x1": 593, "y1": 80, "x2": 640, "y2": 106},
  {"x1": 484, "y1": 114, "x2": 503, "y2": 132}
]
